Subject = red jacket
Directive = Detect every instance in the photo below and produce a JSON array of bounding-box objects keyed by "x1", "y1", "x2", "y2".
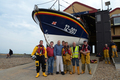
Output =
[
  {"x1": 47, "y1": 46, "x2": 54, "y2": 57},
  {"x1": 82, "y1": 44, "x2": 88, "y2": 51},
  {"x1": 63, "y1": 47, "x2": 71, "y2": 55},
  {"x1": 37, "y1": 45, "x2": 45, "y2": 54},
  {"x1": 103, "y1": 47, "x2": 109, "y2": 51}
]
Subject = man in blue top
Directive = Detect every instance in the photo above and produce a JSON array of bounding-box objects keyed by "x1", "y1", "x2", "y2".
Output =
[
  {"x1": 54, "y1": 40, "x2": 64, "y2": 75},
  {"x1": 110, "y1": 41, "x2": 118, "y2": 57}
]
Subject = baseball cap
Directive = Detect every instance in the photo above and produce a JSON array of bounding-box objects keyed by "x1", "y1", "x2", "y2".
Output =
[{"x1": 83, "y1": 40, "x2": 87, "y2": 42}]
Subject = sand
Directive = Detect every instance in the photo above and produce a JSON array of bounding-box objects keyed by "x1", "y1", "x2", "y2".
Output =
[{"x1": 0, "y1": 57, "x2": 34, "y2": 69}]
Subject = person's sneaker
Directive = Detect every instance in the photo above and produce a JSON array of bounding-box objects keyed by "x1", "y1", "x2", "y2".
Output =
[
  {"x1": 61, "y1": 72, "x2": 65, "y2": 75},
  {"x1": 56, "y1": 72, "x2": 59, "y2": 74},
  {"x1": 47, "y1": 73, "x2": 50, "y2": 75},
  {"x1": 51, "y1": 73, "x2": 53, "y2": 75}
]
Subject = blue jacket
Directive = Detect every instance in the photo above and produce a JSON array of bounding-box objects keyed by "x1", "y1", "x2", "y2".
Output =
[
  {"x1": 110, "y1": 42, "x2": 116, "y2": 46},
  {"x1": 54, "y1": 44, "x2": 63, "y2": 56}
]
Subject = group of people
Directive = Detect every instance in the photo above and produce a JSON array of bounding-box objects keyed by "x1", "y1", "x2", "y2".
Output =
[
  {"x1": 31, "y1": 40, "x2": 92, "y2": 78},
  {"x1": 103, "y1": 41, "x2": 118, "y2": 64}
]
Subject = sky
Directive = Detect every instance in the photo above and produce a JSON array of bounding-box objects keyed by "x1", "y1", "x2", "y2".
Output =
[{"x1": 0, "y1": 0, "x2": 120, "y2": 54}]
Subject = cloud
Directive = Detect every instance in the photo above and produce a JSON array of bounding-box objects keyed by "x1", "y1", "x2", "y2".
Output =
[
  {"x1": 0, "y1": 20, "x2": 45, "y2": 54},
  {"x1": 0, "y1": 0, "x2": 47, "y2": 54}
]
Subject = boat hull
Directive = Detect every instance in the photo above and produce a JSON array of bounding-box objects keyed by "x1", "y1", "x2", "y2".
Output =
[
  {"x1": 45, "y1": 34, "x2": 87, "y2": 46},
  {"x1": 32, "y1": 9, "x2": 89, "y2": 45}
]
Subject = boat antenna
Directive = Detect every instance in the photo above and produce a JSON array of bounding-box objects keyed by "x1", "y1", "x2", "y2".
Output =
[
  {"x1": 58, "y1": 0, "x2": 60, "y2": 11},
  {"x1": 50, "y1": 0, "x2": 57, "y2": 9},
  {"x1": 36, "y1": 0, "x2": 55, "y2": 5}
]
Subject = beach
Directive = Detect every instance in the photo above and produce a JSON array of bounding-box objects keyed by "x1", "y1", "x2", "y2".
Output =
[
  {"x1": 0, "y1": 54, "x2": 34, "y2": 69},
  {"x1": 0, "y1": 54, "x2": 120, "y2": 80}
]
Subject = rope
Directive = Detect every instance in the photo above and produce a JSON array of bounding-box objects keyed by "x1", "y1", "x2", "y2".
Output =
[
  {"x1": 78, "y1": 15, "x2": 88, "y2": 45},
  {"x1": 62, "y1": 0, "x2": 80, "y2": 12},
  {"x1": 36, "y1": 0, "x2": 55, "y2": 5},
  {"x1": 50, "y1": 0, "x2": 58, "y2": 9},
  {"x1": 77, "y1": 16, "x2": 89, "y2": 45},
  {"x1": 60, "y1": 4, "x2": 73, "y2": 12}
]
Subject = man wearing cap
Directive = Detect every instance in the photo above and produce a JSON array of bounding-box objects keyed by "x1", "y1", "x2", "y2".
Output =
[{"x1": 80, "y1": 40, "x2": 92, "y2": 75}]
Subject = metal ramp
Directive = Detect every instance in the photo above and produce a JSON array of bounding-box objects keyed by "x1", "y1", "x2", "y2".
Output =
[{"x1": 112, "y1": 52, "x2": 120, "y2": 69}]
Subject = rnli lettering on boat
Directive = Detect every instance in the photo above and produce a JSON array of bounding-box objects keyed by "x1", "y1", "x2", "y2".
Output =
[{"x1": 64, "y1": 24, "x2": 77, "y2": 35}]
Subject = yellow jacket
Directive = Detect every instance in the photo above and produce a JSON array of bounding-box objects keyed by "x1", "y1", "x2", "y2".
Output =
[
  {"x1": 111, "y1": 45, "x2": 116, "y2": 48},
  {"x1": 31, "y1": 45, "x2": 47, "y2": 58}
]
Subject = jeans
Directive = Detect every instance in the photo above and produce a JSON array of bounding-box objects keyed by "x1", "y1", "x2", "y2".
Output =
[
  {"x1": 72, "y1": 58, "x2": 79, "y2": 66},
  {"x1": 48, "y1": 57, "x2": 54, "y2": 73}
]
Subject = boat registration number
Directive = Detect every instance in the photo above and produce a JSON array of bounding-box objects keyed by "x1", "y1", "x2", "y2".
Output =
[{"x1": 64, "y1": 24, "x2": 77, "y2": 35}]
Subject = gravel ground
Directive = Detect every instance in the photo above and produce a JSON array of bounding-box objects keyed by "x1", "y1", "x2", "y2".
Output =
[
  {"x1": 0, "y1": 57, "x2": 34, "y2": 69},
  {"x1": 92, "y1": 60, "x2": 120, "y2": 80},
  {"x1": 1, "y1": 56, "x2": 120, "y2": 80}
]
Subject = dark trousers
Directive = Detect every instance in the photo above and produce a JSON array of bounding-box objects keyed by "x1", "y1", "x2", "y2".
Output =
[
  {"x1": 35, "y1": 55, "x2": 46, "y2": 73},
  {"x1": 72, "y1": 58, "x2": 79, "y2": 66}
]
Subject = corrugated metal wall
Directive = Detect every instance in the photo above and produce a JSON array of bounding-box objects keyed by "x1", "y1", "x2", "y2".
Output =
[{"x1": 95, "y1": 10, "x2": 111, "y2": 55}]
